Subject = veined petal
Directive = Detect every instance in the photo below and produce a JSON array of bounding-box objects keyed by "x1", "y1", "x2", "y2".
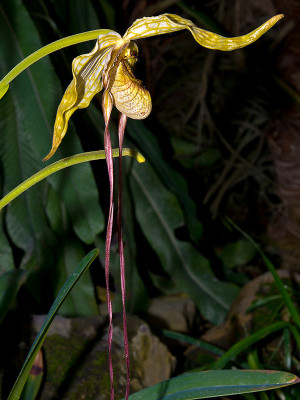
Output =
[
  {"x1": 122, "y1": 13, "x2": 284, "y2": 51},
  {"x1": 110, "y1": 60, "x2": 151, "y2": 120},
  {"x1": 44, "y1": 31, "x2": 122, "y2": 161},
  {"x1": 102, "y1": 41, "x2": 151, "y2": 120}
]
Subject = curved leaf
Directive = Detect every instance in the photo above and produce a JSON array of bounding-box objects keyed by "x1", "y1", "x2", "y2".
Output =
[
  {"x1": 127, "y1": 120, "x2": 203, "y2": 243},
  {"x1": 130, "y1": 161, "x2": 239, "y2": 324},
  {"x1": 7, "y1": 248, "x2": 99, "y2": 400},
  {"x1": 127, "y1": 370, "x2": 299, "y2": 400},
  {"x1": 0, "y1": 0, "x2": 105, "y2": 246},
  {"x1": 0, "y1": 148, "x2": 145, "y2": 212}
]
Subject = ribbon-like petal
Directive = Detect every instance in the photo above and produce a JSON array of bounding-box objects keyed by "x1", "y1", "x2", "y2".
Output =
[
  {"x1": 43, "y1": 31, "x2": 122, "y2": 161},
  {"x1": 44, "y1": 13, "x2": 284, "y2": 160},
  {"x1": 122, "y1": 13, "x2": 284, "y2": 51}
]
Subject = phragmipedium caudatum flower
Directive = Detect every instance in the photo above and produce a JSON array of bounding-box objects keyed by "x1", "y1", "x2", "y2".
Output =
[
  {"x1": 0, "y1": 12, "x2": 282, "y2": 400},
  {"x1": 43, "y1": 13, "x2": 284, "y2": 161},
  {"x1": 39, "y1": 13, "x2": 284, "y2": 400}
]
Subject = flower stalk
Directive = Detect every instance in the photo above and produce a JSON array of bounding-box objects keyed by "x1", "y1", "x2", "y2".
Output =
[
  {"x1": 0, "y1": 30, "x2": 112, "y2": 98},
  {"x1": 0, "y1": 149, "x2": 144, "y2": 212}
]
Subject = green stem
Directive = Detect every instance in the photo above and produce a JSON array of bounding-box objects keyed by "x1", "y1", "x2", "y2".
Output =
[
  {"x1": 0, "y1": 29, "x2": 112, "y2": 89},
  {"x1": 0, "y1": 148, "x2": 145, "y2": 212}
]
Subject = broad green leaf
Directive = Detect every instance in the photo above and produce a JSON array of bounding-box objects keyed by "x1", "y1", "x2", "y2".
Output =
[
  {"x1": 130, "y1": 161, "x2": 239, "y2": 324},
  {"x1": 47, "y1": 146, "x2": 105, "y2": 244},
  {"x1": 45, "y1": 186, "x2": 65, "y2": 233},
  {"x1": 218, "y1": 239, "x2": 257, "y2": 268},
  {"x1": 68, "y1": 0, "x2": 100, "y2": 34},
  {"x1": 0, "y1": 0, "x2": 104, "y2": 247},
  {"x1": 0, "y1": 214, "x2": 15, "y2": 274},
  {"x1": 127, "y1": 370, "x2": 299, "y2": 400},
  {"x1": 97, "y1": 0, "x2": 117, "y2": 30},
  {"x1": 0, "y1": 269, "x2": 26, "y2": 324},
  {"x1": 127, "y1": 120, "x2": 203, "y2": 243},
  {"x1": 171, "y1": 138, "x2": 220, "y2": 170},
  {"x1": 148, "y1": 272, "x2": 179, "y2": 295},
  {"x1": 46, "y1": 0, "x2": 101, "y2": 56},
  {"x1": 0, "y1": 76, "x2": 55, "y2": 286},
  {"x1": 7, "y1": 249, "x2": 99, "y2": 400},
  {"x1": 54, "y1": 239, "x2": 98, "y2": 317}
]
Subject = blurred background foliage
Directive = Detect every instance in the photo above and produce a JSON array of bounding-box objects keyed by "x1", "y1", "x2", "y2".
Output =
[{"x1": 1, "y1": 0, "x2": 300, "y2": 397}]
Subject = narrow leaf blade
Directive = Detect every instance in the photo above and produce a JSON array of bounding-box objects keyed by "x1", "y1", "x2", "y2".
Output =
[{"x1": 7, "y1": 249, "x2": 99, "y2": 400}]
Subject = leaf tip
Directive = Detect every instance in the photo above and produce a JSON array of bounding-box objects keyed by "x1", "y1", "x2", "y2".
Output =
[{"x1": 290, "y1": 374, "x2": 300, "y2": 385}]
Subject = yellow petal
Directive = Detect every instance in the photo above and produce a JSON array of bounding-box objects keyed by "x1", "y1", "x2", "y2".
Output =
[
  {"x1": 123, "y1": 13, "x2": 284, "y2": 51},
  {"x1": 110, "y1": 59, "x2": 151, "y2": 120},
  {"x1": 44, "y1": 31, "x2": 121, "y2": 161},
  {"x1": 105, "y1": 42, "x2": 151, "y2": 120}
]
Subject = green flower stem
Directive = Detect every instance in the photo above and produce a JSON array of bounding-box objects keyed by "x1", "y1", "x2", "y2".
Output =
[
  {"x1": 0, "y1": 29, "x2": 111, "y2": 92},
  {"x1": 0, "y1": 148, "x2": 145, "y2": 212}
]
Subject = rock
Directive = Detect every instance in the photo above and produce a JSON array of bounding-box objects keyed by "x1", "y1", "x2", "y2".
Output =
[
  {"x1": 130, "y1": 321, "x2": 176, "y2": 390},
  {"x1": 147, "y1": 295, "x2": 196, "y2": 333},
  {"x1": 30, "y1": 314, "x2": 175, "y2": 399}
]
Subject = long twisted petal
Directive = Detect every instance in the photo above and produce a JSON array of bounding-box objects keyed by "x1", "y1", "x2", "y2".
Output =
[
  {"x1": 44, "y1": 32, "x2": 121, "y2": 161},
  {"x1": 123, "y1": 13, "x2": 284, "y2": 51}
]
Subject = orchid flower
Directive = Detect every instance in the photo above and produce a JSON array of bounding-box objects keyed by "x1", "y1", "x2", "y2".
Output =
[
  {"x1": 43, "y1": 13, "x2": 284, "y2": 161},
  {"x1": 0, "y1": 12, "x2": 283, "y2": 400},
  {"x1": 41, "y1": 13, "x2": 284, "y2": 400}
]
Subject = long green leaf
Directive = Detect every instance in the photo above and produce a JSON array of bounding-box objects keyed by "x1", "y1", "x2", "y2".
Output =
[
  {"x1": 0, "y1": 0, "x2": 105, "y2": 247},
  {"x1": 0, "y1": 269, "x2": 26, "y2": 324},
  {"x1": 130, "y1": 161, "x2": 239, "y2": 324},
  {"x1": 0, "y1": 214, "x2": 15, "y2": 273},
  {"x1": 7, "y1": 248, "x2": 99, "y2": 400},
  {"x1": 20, "y1": 350, "x2": 43, "y2": 400},
  {"x1": 20, "y1": 373, "x2": 43, "y2": 400},
  {"x1": 127, "y1": 370, "x2": 299, "y2": 400},
  {"x1": 54, "y1": 239, "x2": 98, "y2": 316},
  {"x1": 127, "y1": 120, "x2": 203, "y2": 243}
]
